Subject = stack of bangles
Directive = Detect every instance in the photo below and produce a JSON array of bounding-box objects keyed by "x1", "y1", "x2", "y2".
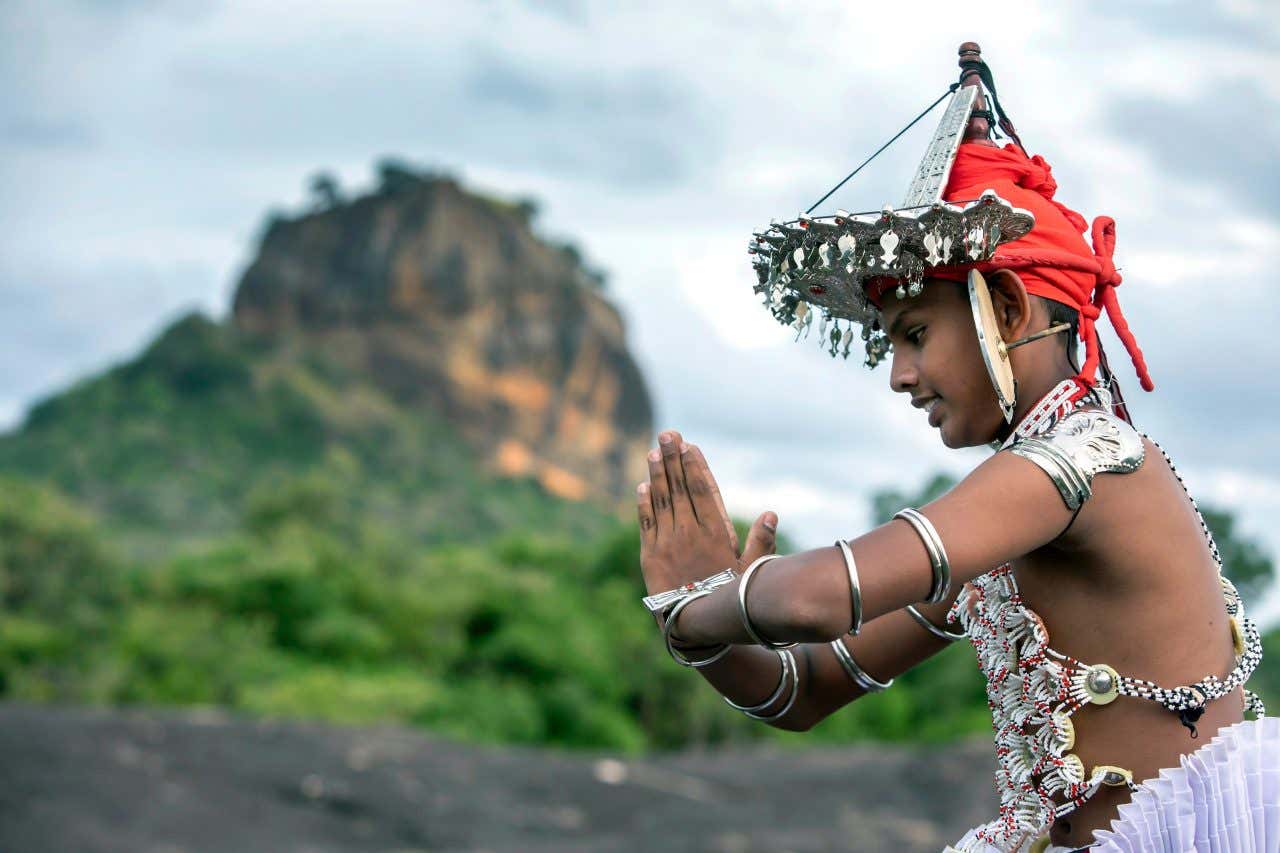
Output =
[{"x1": 640, "y1": 506, "x2": 964, "y2": 721}]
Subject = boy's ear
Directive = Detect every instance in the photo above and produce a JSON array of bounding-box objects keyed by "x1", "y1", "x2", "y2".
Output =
[{"x1": 987, "y1": 269, "x2": 1032, "y2": 342}]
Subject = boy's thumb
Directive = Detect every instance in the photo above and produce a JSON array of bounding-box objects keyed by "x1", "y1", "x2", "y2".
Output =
[{"x1": 740, "y1": 511, "x2": 778, "y2": 565}]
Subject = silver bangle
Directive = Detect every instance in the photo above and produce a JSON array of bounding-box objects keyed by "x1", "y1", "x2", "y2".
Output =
[
  {"x1": 829, "y1": 637, "x2": 894, "y2": 692},
  {"x1": 736, "y1": 553, "x2": 796, "y2": 650},
  {"x1": 834, "y1": 537, "x2": 865, "y2": 630},
  {"x1": 724, "y1": 649, "x2": 800, "y2": 722},
  {"x1": 905, "y1": 604, "x2": 966, "y2": 642},
  {"x1": 722, "y1": 647, "x2": 791, "y2": 713},
  {"x1": 893, "y1": 507, "x2": 951, "y2": 604},
  {"x1": 663, "y1": 591, "x2": 732, "y2": 668},
  {"x1": 749, "y1": 650, "x2": 801, "y2": 722}
]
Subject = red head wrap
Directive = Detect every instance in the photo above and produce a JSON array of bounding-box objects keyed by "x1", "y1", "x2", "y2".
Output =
[{"x1": 867, "y1": 143, "x2": 1154, "y2": 393}]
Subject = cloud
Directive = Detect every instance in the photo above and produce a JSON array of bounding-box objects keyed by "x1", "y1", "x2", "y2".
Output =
[
  {"x1": 0, "y1": 116, "x2": 95, "y2": 149},
  {"x1": 467, "y1": 57, "x2": 558, "y2": 114},
  {"x1": 0, "y1": 0, "x2": 1277, "y2": 624},
  {"x1": 518, "y1": 0, "x2": 589, "y2": 27},
  {"x1": 1091, "y1": 0, "x2": 1280, "y2": 52},
  {"x1": 1107, "y1": 80, "x2": 1280, "y2": 217},
  {"x1": 0, "y1": 259, "x2": 221, "y2": 431},
  {"x1": 456, "y1": 56, "x2": 701, "y2": 187}
]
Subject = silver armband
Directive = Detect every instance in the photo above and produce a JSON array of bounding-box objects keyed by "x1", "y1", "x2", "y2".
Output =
[
  {"x1": 1009, "y1": 409, "x2": 1145, "y2": 511},
  {"x1": 893, "y1": 507, "x2": 950, "y2": 604}
]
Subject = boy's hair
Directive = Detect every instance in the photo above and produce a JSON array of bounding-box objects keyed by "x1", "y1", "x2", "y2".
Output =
[{"x1": 1039, "y1": 295, "x2": 1080, "y2": 369}]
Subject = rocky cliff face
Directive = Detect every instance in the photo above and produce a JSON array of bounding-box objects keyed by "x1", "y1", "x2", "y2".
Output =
[{"x1": 232, "y1": 171, "x2": 652, "y2": 504}]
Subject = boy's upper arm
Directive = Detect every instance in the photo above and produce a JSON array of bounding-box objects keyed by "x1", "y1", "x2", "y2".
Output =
[
  {"x1": 921, "y1": 450, "x2": 1077, "y2": 587},
  {"x1": 919, "y1": 410, "x2": 1146, "y2": 588}
]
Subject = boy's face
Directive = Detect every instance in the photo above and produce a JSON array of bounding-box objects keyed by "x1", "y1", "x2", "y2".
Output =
[{"x1": 878, "y1": 278, "x2": 1005, "y2": 449}]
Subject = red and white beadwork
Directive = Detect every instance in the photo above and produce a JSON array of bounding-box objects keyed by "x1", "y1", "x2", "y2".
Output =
[
  {"x1": 946, "y1": 386, "x2": 1267, "y2": 852},
  {"x1": 999, "y1": 377, "x2": 1104, "y2": 450},
  {"x1": 947, "y1": 565, "x2": 1264, "y2": 851}
]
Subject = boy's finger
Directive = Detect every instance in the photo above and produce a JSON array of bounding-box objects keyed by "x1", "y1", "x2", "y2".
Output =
[
  {"x1": 647, "y1": 447, "x2": 672, "y2": 536},
  {"x1": 685, "y1": 444, "x2": 738, "y2": 553},
  {"x1": 682, "y1": 444, "x2": 728, "y2": 531},
  {"x1": 636, "y1": 482, "x2": 657, "y2": 545},
  {"x1": 740, "y1": 511, "x2": 778, "y2": 566},
  {"x1": 659, "y1": 430, "x2": 696, "y2": 530}
]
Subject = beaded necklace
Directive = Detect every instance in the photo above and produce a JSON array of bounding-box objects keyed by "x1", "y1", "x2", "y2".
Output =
[{"x1": 998, "y1": 377, "x2": 1107, "y2": 450}]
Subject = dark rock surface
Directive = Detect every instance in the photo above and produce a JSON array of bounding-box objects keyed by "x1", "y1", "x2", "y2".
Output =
[{"x1": 0, "y1": 704, "x2": 997, "y2": 853}]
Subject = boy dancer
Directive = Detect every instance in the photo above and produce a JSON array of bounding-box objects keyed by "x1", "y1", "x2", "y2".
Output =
[{"x1": 637, "y1": 44, "x2": 1272, "y2": 851}]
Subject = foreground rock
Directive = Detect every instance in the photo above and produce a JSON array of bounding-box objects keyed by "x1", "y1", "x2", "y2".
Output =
[{"x1": 0, "y1": 704, "x2": 994, "y2": 853}]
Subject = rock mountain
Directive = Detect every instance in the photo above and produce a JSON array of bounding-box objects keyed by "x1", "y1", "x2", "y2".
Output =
[
  {"x1": 0, "y1": 164, "x2": 653, "y2": 551},
  {"x1": 233, "y1": 167, "x2": 652, "y2": 504}
]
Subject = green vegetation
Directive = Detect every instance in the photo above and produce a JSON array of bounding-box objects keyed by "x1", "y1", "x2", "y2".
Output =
[
  {"x1": 0, "y1": 311, "x2": 1274, "y2": 752},
  {"x1": 0, "y1": 466, "x2": 987, "y2": 750},
  {"x1": 0, "y1": 314, "x2": 616, "y2": 560},
  {"x1": 0, "y1": 459, "x2": 1273, "y2": 753}
]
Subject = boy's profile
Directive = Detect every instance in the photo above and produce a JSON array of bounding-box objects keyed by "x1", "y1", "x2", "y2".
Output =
[{"x1": 635, "y1": 43, "x2": 1272, "y2": 852}]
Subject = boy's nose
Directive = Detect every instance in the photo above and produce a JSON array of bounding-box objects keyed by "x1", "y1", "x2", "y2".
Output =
[{"x1": 889, "y1": 352, "x2": 918, "y2": 394}]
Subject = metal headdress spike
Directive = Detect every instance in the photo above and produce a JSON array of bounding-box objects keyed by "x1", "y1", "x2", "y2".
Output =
[{"x1": 747, "y1": 42, "x2": 1036, "y2": 368}]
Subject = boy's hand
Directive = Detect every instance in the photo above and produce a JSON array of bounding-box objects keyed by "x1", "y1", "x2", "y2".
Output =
[{"x1": 636, "y1": 429, "x2": 777, "y2": 596}]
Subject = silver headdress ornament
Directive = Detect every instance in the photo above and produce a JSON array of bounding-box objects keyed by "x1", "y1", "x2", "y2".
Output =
[{"x1": 747, "y1": 43, "x2": 1035, "y2": 368}]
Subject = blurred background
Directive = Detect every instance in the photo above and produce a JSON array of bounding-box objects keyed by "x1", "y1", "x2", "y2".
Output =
[{"x1": 1, "y1": 2, "x2": 1276, "y2": 851}]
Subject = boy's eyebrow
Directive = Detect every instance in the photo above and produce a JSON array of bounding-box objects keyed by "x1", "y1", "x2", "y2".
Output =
[{"x1": 887, "y1": 309, "x2": 916, "y2": 340}]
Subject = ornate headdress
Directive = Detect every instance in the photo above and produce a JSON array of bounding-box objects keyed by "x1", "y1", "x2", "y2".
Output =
[{"x1": 748, "y1": 43, "x2": 1153, "y2": 422}]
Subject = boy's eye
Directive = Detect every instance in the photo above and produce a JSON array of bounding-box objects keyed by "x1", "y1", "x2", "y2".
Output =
[{"x1": 907, "y1": 325, "x2": 926, "y2": 345}]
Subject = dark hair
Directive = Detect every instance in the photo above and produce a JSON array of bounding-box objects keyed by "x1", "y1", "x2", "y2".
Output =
[{"x1": 1038, "y1": 296, "x2": 1079, "y2": 368}]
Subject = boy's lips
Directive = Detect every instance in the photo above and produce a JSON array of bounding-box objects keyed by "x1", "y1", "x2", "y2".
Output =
[
  {"x1": 911, "y1": 396, "x2": 944, "y2": 428},
  {"x1": 927, "y1": 398, "x2": 943, "y2": 427}
]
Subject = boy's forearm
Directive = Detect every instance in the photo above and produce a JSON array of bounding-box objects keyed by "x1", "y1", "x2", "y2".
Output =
[
  {"x1": 674, "y1": 522, "x2": 938, "y2": 647},
  {"x1": 655, "y1": 609, "x2": 809, "y2": 729},
  {"x1": 677, "y1": 601, "x2": 962, "y2": 732},
  {"x1": 668, "y1": 449, "x2": 1081, "y2": 650}
]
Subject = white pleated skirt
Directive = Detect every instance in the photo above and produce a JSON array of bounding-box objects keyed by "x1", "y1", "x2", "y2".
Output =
[{"x1": 947, "y1": 716, "x2": 1280, "y2": 853}]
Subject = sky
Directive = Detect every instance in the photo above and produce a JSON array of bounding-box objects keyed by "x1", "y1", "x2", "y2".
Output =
[{"x1": 2, "y1": 1, "x2": 1279, "y2": 621}]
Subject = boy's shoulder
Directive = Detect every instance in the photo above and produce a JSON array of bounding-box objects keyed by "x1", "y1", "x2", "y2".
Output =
[{"x1": 1007, "y1": 407, "x2": 1146, "y2": 511}]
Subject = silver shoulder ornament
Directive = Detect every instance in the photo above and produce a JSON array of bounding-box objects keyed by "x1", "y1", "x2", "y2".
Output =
[{"x1": 1009, "y1": 409, "x2": 1145, "y2": 510}]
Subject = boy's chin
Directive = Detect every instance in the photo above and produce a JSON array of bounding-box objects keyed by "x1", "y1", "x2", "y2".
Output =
[
  {"x1": 939, "y1": 417, "x2": 1002, "y2": 449},
  {"x1": 938, "y1": 427, "x2": 965, "y2": 449}
]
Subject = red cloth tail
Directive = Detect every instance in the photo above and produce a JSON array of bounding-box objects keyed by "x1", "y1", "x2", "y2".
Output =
[{"x1": 1076, "y1": 217, "x2": 1155, "y2": 393}]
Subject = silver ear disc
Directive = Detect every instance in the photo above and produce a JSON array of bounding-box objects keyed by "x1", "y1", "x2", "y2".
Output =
[{"x1": 968, "y1": 269, "x2": 1017, "y2": 423}]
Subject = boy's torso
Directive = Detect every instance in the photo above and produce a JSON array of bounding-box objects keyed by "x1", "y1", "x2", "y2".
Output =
[{"x1": 1001, "y1": 430, "x2": 1243, "y2": 846}]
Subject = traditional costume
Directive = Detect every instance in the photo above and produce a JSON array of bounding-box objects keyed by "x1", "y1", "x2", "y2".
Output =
[{"x1": 741, "y1": 43, "x2": 1275, "y2": 852}]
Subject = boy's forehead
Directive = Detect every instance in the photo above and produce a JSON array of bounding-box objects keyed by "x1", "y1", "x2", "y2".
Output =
[
  {"x1": 879, "y1": 279, "x2": 948, "y2": 319},
  {"x1": 877, "y1": 278, "x2": 964, "y2": 336},
  {"x1": 896, "y1": 278, "x2": 960, "y2": 307}
]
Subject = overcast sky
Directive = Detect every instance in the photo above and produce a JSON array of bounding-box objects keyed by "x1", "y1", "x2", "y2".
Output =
[{"x1": 3, "y1": 1, "x2": 1278, "y2": 620}]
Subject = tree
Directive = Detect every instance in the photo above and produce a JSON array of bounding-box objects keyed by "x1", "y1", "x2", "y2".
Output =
[
  {"x1": 1201, "y1": 506, "x2": 1275, "y2": 608},
  {"x1": 870, "y1": 472, "x2": 957, "y2": 525},
  {"x1": 376, "y1": 158, "x2": 425, "y2": 194},
  {"x1": 307, "y1": 172, "x2": 343, "y2": 211},
  {"x1": 514, "y1": 197, "x2": 540, "y2": 223}
]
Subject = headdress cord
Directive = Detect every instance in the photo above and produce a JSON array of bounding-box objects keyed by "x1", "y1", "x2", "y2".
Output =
[
  {"x1": 805, "y1": 85, "x2": 959, "y2": 215},
  {"x1": 957, "y1": 57, "x2": 1024, "y2": 153}
]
